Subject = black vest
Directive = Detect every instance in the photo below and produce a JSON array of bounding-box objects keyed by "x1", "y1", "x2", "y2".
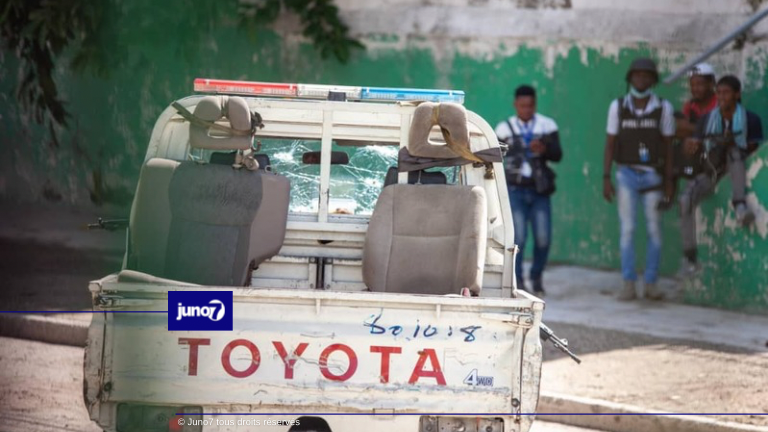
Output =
[
  {"x1": 501, "y1": 120, "x2": 556, "y2": 194},
  {"x1": 614, "y1": 97, "x2": 664, "y2": 166}
]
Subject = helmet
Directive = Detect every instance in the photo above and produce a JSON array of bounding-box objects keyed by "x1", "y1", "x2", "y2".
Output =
[
  {"x1": 688, "y1": 62, "x2": 716, "y2": 80},
  {"x1": 625, "y1": 57, "x2": 659, "y2": 83}
]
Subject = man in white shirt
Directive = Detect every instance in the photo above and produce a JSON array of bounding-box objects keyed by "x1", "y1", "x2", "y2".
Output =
[
  {"x1": 495, "y1": 85, "x2": 562, "y2": 296},
  {"x1": 602, "y1": 58, "x2": 675, "y2": 301}
]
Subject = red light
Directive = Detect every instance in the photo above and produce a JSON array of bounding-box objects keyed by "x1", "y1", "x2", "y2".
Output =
[{"x1": 194, "y1": 78, "x2": 297, "y2": 96}]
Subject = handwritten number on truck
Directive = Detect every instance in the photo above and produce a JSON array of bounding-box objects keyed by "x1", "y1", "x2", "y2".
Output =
[{"x1": 364, "y1": 311, "x2": 482, "y2": 342}]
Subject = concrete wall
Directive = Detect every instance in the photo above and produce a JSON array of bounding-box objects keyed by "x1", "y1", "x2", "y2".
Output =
[{"x1": 1, "y1": 0, "x2": 767, "y2": 311}]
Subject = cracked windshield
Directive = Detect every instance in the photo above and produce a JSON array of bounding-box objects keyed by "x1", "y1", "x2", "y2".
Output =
[
  {"x1": 258, "y1": 138, "x2": 396, "y2": 215},
  {"x1": 257, "y1": 138, "x2": 458, "y2": 215}
]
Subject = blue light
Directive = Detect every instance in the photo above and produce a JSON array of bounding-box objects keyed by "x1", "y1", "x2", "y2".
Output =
[{"x1": 361, "y1": 87, "x2": 465, "y2": 104}]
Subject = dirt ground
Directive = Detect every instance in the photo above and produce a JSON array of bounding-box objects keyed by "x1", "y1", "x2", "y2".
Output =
[
  {"x1": 542, "y1": 323, "x2": 768, "y2": 427},
  {"x1": 0, "y1": 337, "x2": 101, "y2": 432}
]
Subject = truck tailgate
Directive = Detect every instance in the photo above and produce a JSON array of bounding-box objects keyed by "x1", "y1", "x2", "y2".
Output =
[{"x1": 88, "y1": 281, "x2": 543, "y2": 417}]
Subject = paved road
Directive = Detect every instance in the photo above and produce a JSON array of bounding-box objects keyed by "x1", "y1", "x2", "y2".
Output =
[{"x1": 0, "y1": 336, "x2": 605, "y2": 432}]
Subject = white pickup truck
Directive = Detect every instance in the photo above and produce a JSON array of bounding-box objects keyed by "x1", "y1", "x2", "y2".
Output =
[{"x1": 84, "y1": 80, "x2": 571, "y2": 432}]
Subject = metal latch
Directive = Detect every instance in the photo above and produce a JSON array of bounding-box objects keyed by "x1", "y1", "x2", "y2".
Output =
[
  {"x1": 96, "y1": 294, "x2": 122, "y2": 309},
  {"x1": 96, "y1": 294, "x2": 154, "y2": 310},
  {"x1": 480, "y1": 312, "x2": 534, "y2": 327}
]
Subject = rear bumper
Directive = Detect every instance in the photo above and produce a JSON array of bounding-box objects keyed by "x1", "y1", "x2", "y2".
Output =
[{"x1": 92, "y1": 404, "x2": 534, "y2": 432}]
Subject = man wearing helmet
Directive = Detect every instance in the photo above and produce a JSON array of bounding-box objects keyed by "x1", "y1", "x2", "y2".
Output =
[{"x1": 602, "y1": 58, "x2": 675, "y2": 301}]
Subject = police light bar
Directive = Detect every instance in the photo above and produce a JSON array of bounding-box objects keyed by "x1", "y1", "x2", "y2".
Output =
[
  {"x1": 361, "y1": 87, "x2": 464, "y2": 103},
  {"x1": 298, "y1": 84, "x2": 362, "y2": 100},
  {"x1": 194, "y1": 78, "x2": 465, "y2": 104},
  {"x1": 194, "y1": 79, "x2": 297, "y2": 96}
]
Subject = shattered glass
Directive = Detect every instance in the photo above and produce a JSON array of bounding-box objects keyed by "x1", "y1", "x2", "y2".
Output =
[
  {"x1": 330, "y1": 142, "x2": 398, "y2": 215},
  {"x1": 254, "y1": 138, "x2": 400, "y2": 215},
  {"x1": 256, "y1": 138, "x2": 321, "y2": 214},
  {"x1": 201, "y1": 137, "x2": 459, "y2": 217}
]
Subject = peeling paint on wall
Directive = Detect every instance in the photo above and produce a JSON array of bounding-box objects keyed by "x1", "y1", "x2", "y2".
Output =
[{"x1": 747, "y1": 193, "x2": 768, "y2": 238}]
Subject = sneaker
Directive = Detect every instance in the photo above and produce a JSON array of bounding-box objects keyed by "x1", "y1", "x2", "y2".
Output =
[
  {"x1": 532, "y1": 279, "x2": 546, "y2": 297},
  {"x1": 644, "y1": 282, "x2": 664, "y2": 301},
  {"x1": 736, "y1": 203, "x2": 755, "y2": 226},
  {"x1": 617, "y1": 280, "x2": 637, "y2": 301}
]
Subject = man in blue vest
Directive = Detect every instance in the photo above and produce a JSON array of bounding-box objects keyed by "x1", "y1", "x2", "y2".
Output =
[
  {"x1": 496, "y1": 85, "x2": 562, "y2": 296},
  {"x1": 603, "y1": 58, "x2": 675, "y2": 301}
]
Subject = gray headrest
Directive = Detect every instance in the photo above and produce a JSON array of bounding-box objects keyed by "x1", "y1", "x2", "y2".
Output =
[
  {"x1": 189, "y1": 96, "x2": 253, "y2": 150},
  {"x1": 408, "y1": 102, "x2": 480, "y2": 162}
]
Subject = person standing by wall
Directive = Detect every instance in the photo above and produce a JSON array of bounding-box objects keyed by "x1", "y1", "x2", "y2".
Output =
[
  {"x1": 679, "y1": 75, "x2": 764, "y2": 274},
  {"x1": 603, "y1": 58, "x2": 675, "y2": 301},
  {"x1": 496, "y1": 85, "x2": 562, "y2": 296}
]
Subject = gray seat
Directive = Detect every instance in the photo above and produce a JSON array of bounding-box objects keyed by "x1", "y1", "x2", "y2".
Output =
[
  {"x1": 126, "y1": 96, "x2": 290, "y2": 286},
  {"x1": 362, "y1": 184, "x2": 487, "y2": 295},
  {"x1": 364, "y1": 102, "x2": 487, "y2": 296}
]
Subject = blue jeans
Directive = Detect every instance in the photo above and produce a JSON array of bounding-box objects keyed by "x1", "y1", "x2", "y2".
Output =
[
  {"x1": 508, "y1": 186, "x2": 551, "y2": 282},
  {"x1": 615, "y1": 166, "x2": 663, "y2": 283}
]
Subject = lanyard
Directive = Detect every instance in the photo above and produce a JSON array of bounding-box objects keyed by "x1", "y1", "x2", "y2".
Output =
[{"x1": 516, "y1": 117, "x2": 536, "y2": 146}]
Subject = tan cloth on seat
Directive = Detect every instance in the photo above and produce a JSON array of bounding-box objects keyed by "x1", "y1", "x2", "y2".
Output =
[
  {"x1": 362, "y1": 184, "x2": 487, "y2": 295},
  {"x1": 408, "y1": 102, "x2": 481, "y2": 163}
]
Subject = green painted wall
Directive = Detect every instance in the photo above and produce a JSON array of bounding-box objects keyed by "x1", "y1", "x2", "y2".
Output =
[{"x1": 1, "y1": 3, "x2": 766, "y2": 312}]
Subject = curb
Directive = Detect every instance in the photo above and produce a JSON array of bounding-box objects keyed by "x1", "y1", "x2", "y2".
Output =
[
  {"x1": 0, "y1": 313, "x2": 88, "y2": 347},
  {"x1": 538, "y1": 392, "x2": 768, "y2": 432}
]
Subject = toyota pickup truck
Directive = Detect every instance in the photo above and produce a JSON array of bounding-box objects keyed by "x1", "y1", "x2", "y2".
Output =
[{"x1": 83, "y1": 79, "x2": 558, "y2": 432}]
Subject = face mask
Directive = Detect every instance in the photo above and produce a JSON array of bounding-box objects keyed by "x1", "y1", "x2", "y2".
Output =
[{"x1": 630, "y1": 86, "x2": 653, "y2": 98}]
